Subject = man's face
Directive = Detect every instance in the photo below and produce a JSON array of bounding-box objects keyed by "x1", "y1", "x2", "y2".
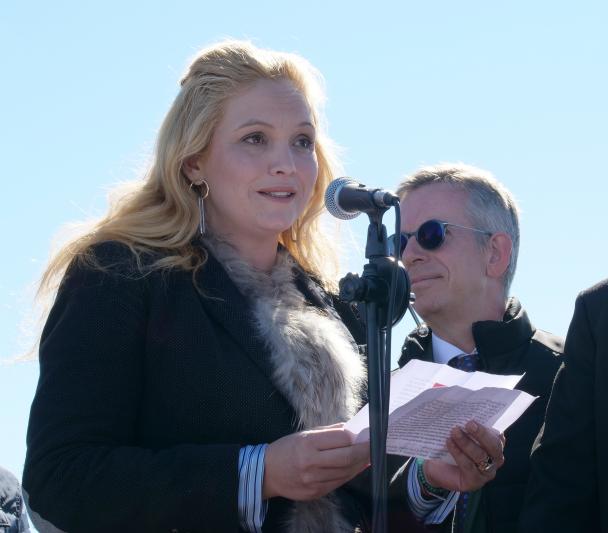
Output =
[{"x1": 400, "y1": 183, "x2": 491, "y2": 324}]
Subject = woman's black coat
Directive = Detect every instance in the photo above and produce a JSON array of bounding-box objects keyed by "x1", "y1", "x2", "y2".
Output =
[{"x1": 23, "y1": 242, "x2": 420, "y2": 533}]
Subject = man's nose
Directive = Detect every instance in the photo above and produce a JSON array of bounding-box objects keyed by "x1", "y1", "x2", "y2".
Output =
[{"x1": 402, "y1": 234, "x2": 426, "y2": 268}]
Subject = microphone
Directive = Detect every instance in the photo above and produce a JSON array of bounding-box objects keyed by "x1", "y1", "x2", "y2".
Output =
[{"x1": 324, "y1": 177, "x2": 399, "y2": 220}]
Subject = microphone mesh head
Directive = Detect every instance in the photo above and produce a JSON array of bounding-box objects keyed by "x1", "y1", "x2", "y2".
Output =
[{"x1": 324, "y1": 177, "x2": 360, "y2": 220}]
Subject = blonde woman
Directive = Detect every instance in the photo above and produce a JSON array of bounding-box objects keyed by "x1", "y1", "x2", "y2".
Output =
[{"x1": 23, "y1": 41, "x2": 503, "y2": 533}]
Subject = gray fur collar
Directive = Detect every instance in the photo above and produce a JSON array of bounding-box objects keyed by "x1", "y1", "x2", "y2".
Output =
[{"x1": 205, "y1": 239, "x2": 366, "y2": 532}]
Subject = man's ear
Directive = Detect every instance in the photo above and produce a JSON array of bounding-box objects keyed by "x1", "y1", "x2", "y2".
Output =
[
  {"x1": 486, "y1": 232, "x2": 512, "y2": 280},
  {"x1": 182, "y1": 155, "x2": 205, "y2": 184}
]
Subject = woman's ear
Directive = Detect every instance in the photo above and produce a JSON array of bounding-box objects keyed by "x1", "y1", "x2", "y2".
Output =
[
  {"x1": 486, "y1": 232, "x2": 512, "y2": 280},
  {"x1": 182, "y1": 155, "x2": 205, "y2": 184}
]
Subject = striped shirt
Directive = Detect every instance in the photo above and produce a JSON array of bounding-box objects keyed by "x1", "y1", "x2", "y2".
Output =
[
  {"x1": 238, "y1": 444, "x2": 268, "y2": 532},
  {"x1": 406, "y1": 458, "x2": 459, "y2": 524},
  {"x1": 237, "y1": 445, "x2": 455, "y2": 530}
]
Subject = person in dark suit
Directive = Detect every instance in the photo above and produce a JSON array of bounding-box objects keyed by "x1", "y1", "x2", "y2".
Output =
[
  {"x1": 519, "y1": 280, "x2": 608, "y2": 533},
  {"x1": 23, "y1": 42, "x2": 504, "y2": 533},
  {"x1": 395, "y1": 164, "x2": 564, "y2": 533}
]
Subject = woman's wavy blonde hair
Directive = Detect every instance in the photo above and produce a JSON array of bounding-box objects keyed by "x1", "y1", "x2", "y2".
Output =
[{"x1": 38, "y1": 40, "x2": 341, "y2": 304}]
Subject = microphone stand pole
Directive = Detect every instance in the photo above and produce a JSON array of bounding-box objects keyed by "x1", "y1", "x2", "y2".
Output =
[{"x1": 338, "y1": 208, "x2": 409, "y2": 533}]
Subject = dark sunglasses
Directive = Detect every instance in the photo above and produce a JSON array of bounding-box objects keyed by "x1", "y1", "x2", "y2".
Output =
[{"x1": 389, "y1": 219, "x2": 492, "y2": 255}]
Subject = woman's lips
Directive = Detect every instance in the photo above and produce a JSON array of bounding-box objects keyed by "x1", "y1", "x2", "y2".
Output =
[
  {"x1": 257, "y1": 187, "x2": 296, "y2": 200},
  {"x1": 257, "y1": 190, "x2": 296, "y2": 202}
]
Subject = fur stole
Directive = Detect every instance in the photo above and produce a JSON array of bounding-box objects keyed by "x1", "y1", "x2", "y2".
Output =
[{"x1": 205, "y1": 239, "x2": 367, "y2": 532}]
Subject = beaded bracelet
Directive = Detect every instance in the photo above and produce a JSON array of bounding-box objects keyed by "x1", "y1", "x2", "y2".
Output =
[{"x1": 416, "y1": 457, "x2": 450, "y2": 499}]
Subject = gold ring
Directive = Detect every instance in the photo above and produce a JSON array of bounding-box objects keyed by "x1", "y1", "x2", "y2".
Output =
[{"x1": 476, "y1": 455, "x2": 494, "y2": 474}]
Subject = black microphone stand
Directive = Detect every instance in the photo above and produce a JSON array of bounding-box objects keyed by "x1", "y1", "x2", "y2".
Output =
[{"x1": 339, "y1": 205, "x2": 409, "y2": 533}]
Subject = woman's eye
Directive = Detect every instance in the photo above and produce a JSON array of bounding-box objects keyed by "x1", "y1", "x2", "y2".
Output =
[
  {"x1": 294, "y1": 135, "x2": 315, "y2": 151},
  {"x1": 243, "y1": 133, "x2": 266, "y2": 145}
]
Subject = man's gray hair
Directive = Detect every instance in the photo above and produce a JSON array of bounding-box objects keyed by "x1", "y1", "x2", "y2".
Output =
[{"x1": 396, "y1": 162, "x2": 520, "y2": 294}]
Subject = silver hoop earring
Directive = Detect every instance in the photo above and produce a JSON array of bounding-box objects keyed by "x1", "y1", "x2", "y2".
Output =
[{"x1": 191, "y1": 179, "x2": 209, "y2": 236}]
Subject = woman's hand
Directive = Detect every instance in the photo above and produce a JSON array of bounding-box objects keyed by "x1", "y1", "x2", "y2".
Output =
[
  {"x1": 424, "y1": 420, "x2": 505, "y2": 492},
  {"x1": 263, "y1": 424, "x2": 370, "y2": 501}
]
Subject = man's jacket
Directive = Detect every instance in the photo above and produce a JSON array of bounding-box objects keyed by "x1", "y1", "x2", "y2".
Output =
[{"x1": 399, "y1": 298, "x2": 563, "y2": 533}]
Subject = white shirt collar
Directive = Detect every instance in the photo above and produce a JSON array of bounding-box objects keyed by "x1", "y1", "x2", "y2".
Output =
[{"x1": 431, "y1": 333, "x2": 477, "y2": 364}]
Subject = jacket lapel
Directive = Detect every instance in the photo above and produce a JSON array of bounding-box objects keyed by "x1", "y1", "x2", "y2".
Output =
[{"x1": 194, "y1": 253, "x2": 280, "y2": 386}]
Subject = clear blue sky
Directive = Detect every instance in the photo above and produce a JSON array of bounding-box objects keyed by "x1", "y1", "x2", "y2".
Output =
[{"x1": 1, "y1": 0, "x2": 607, "y2": 493}]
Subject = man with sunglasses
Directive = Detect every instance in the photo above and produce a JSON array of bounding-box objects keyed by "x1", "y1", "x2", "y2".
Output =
[{"x1": 395, "y1": 163, "x2": 563, "y2": 533}]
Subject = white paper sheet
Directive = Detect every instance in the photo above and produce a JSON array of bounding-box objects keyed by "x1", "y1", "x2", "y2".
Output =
[{"x1": 345, "y1": 360, "x2": 536, "y2": 462}]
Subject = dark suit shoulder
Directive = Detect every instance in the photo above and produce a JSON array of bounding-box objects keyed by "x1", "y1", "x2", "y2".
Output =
[
  {"x1": 519, "y1": 329, "x2": 564, "y2": 398},
  {"x1": 578, "y1": 278, "x2": 608, "y2": 310},
  {"x1": 530, "y1": 328, "x2": 565, "y2": 355},
  {"x1": 565, "y1": 279, "x2": 608, "y2": 340}
]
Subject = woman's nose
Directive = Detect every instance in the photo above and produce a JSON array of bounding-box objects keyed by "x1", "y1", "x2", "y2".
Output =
[{"x1": 269, "y1": 144, "x2": 296, "y2": 176}]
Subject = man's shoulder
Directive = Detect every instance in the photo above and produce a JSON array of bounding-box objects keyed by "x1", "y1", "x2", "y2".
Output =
[
  {"x1": 567, "y1": 279, "x2": 608, "y2": 338},
  {"x1": 509, "y1": 297, "x2": 564, "y2": 357},
  {"x1": 578, "y1": 278, "x2": 608, "y2": 310},
  {"x1": 530, "y1": 328, "x2": 565, "y2": 356},
  {"x1": 515, "y1": 323, "x2": 564, "y2": 409}
]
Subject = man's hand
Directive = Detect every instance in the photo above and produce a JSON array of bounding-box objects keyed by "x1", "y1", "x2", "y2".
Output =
[
  {"x1": 263, "y1": 424, "x2": 370, "y2": 501},
  {"x1": 424, "y1": 420, "x2": 505, "y2": 492}
]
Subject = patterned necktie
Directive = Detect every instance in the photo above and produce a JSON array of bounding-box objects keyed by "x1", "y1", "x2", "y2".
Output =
[
  {"x1": 448, "y1": 352, "x2": 480, "y2": 533},
  {"x1": 448, "y1": 352, "x2": 480, "y2": 372}
]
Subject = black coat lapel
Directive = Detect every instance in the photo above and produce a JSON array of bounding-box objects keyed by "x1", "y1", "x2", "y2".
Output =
[{"x1": 194, "y1": 253, "x2": 279, "y2": 386}]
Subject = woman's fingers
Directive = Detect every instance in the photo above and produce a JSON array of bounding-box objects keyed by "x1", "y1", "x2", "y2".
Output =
[
  {"x1": 301, "y1": 426, "x2": 354, "y2": 450},
  {"x1": 316, "y1": 441, "x2": 370, "y2": 469},
  {"x1": 264, "y1": 427, "x2": 369, "y2": 501}
]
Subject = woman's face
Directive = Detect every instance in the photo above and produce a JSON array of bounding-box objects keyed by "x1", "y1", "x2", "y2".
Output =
[{"x1": 186, "y1": 78, "x2": 319, "y2": 246}]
